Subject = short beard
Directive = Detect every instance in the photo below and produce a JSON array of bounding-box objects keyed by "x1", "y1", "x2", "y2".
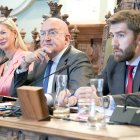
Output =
[{"x1": 114, "y1": 47, "x2": 135, "y2": 62}]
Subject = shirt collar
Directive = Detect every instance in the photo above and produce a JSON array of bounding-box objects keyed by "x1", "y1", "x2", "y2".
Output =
[
  {"x1": 52, "y1": 46, "x2": 68, "y2": 65},
  {"x1": 126, "y1": 56, "x2": 140, "y2": 66}
]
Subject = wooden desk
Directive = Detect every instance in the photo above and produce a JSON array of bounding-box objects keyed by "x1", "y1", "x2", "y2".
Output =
[{"x1": 0, "y1": 116, "x2": 140, "y2": 140}]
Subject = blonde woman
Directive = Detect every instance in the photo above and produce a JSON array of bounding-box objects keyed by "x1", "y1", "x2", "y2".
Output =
[{"x1": 0, "y1": 17, "x2": 28, "y2": 96}]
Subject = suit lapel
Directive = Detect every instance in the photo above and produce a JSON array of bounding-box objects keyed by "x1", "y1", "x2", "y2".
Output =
[
  {"x1": 133, "y1": 62, "x2": 140, "y2": 92},
  {"x1": 56, "y1": 46, "x2": 71, "y2": 70},
  {"x1": 116, "y1": 62, "x2": 126, "y2": 93},
  {"x1": 32, "y1": 61, "x2": 47, "y2": 86}
]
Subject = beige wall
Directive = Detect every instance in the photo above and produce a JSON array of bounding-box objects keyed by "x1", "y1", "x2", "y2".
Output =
[
  {"x1": 1, "y1": 0, "x2": 116, "y2": 43},
  {"x1": 59, "y1": 0, "x2": 117, "y2": 24},
  {"x1": 1, "y1": 0, "x2": 53, "y2": 43}
]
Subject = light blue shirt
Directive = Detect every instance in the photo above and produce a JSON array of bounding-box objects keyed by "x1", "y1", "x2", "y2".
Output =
[
  {"x1": 45, "y1": 47, "x2": 68, "y2": 105},
  {"x1": 46, "y1": 47, "x2": 68, "y2": 94}
]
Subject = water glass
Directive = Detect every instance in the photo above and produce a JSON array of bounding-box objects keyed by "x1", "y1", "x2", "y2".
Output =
[
  {"x1": 53, "y1": 75, "x2": 70, "y2": 118},
  {"x1": 88, "y1": 79, "x2": 106, "y2": 128},
  {"x1": 78, "y1": 98, "x2": 95, "y2": 121}
]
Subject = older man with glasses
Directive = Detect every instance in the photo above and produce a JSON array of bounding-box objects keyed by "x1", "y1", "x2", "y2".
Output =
[{"x1": 11, "y1": 17, "x2": 94, "y2": 106}]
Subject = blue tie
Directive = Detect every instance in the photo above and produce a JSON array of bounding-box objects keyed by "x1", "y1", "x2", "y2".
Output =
[{"x1": 43, "y1": 60, "x2": 53, "y2": 93}]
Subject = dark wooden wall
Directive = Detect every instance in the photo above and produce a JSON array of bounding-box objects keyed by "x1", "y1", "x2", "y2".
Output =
[{"x1": 69, "y1": 23, "x2": 105, "y2": 75}]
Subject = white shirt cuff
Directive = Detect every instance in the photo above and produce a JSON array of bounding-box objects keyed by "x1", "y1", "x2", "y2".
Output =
[
  {"x1": 45, "y1": 94, "x2": 53, "y2": 106},
  {"x1": 16, "y1": 68, "x2": 28, "y2": 74},
  {"x1": 108, "y1": 95, "x2": 116, "y2": 110}
]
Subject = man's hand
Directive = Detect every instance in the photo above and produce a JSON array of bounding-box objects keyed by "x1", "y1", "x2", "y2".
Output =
[
  {"x1": 75, "y1": 86, "x2": 100, "y2": 106},
  {"x1": 57, "y1": 89, "x2": 77, "y2": 106},
  {"x1": 57, "y1": 89, "x2": 71, "y2": 106},
  {"x1": 20, "y1": 47, "x2": 52, "y2": 70},
  {"x1": 67, "y1": 96, "x2": 77, "y2": 106}
]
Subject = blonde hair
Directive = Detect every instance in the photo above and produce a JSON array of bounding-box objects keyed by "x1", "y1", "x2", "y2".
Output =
[{"x1": 0, "y1": 17, "x2": 28, "y2": 51}]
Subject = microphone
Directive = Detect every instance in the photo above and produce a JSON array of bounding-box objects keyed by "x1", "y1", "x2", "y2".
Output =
[
  {"x1": 29, "y1": 64, "x2": 70, "y2": 86},
  {"x1": 123, "y1": 94, "x2": 140, "y2": 111},
  {"x1": 110, "y1": 94, "x2": 140, "y2": 126},
  {"x1": 0, "y1": 96, "x2": 17, "y2": 103}
]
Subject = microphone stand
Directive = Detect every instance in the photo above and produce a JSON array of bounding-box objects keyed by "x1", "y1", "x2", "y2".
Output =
[
  {"x1": 29, "y1": 64, "x2": 70, "y2": 86},
  {"x1": 123, "y1": 94, "x2": 140, "y2": 111},
  {"x1": 110, "y1": 93, "x2": 140, "y2": 125}
]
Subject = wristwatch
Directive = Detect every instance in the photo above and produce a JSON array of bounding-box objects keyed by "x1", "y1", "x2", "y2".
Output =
[{"x1": 100, "y1": 96, "x2": 110, "y2": 108}]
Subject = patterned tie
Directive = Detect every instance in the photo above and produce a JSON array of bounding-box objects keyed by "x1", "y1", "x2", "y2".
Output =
[
  {"x1": 126, "y1": 65, "x2": 135, "y2": 94},
  {"x1": 43, "y1": 60, "x2": 53, "y2": 93}
]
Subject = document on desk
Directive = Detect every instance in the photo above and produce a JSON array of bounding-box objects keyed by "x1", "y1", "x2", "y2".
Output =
[
  {"x1": 0, "y1": 102, "x2": 13, "y2": 111},
  {"x1": 96, "y1": 106, "x2": 114, "y2": 117},
  {"x1": 62, "y1": 106, "x2": 114, "y2": 123}
]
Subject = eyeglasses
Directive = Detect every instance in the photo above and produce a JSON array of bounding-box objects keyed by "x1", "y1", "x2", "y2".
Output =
[{"x1": 40, "y1": 29, "x2": 65, "y2": 38}]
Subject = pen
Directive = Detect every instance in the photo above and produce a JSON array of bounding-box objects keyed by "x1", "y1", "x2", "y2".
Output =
[
  {"x1": 63, "y1": 117, "x2": 86, "y2": 123},
  {"x1": 50, "y1": 115, "x2": 86, "y2": 123}
]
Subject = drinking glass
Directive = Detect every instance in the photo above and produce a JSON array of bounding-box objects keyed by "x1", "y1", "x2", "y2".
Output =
[
  {"x1": 88, "y1": 79, "x2": 106, "y2": 128},
  {"x1": 53, "y1": 75, "x2": 70, "y2": 118},
  {"x1": 78, "y1": 96, "x2": 95, "y2": 121}
]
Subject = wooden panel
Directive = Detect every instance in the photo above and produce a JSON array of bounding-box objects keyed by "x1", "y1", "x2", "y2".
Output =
[
  {"x1": 69, "y1": 23, "x2": 105, "y2": 44},
  {"x1": 69, "y1": 23, "x2": 105, "y2": 75}
]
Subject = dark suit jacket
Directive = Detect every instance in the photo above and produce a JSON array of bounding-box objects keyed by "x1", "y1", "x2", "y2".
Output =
[
  {"x1": 11, "y1": 45, "x2": 94, "y2": 98},
  {"x1": 99, "y1": 55, "x2": 140, "y2": 107}
]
